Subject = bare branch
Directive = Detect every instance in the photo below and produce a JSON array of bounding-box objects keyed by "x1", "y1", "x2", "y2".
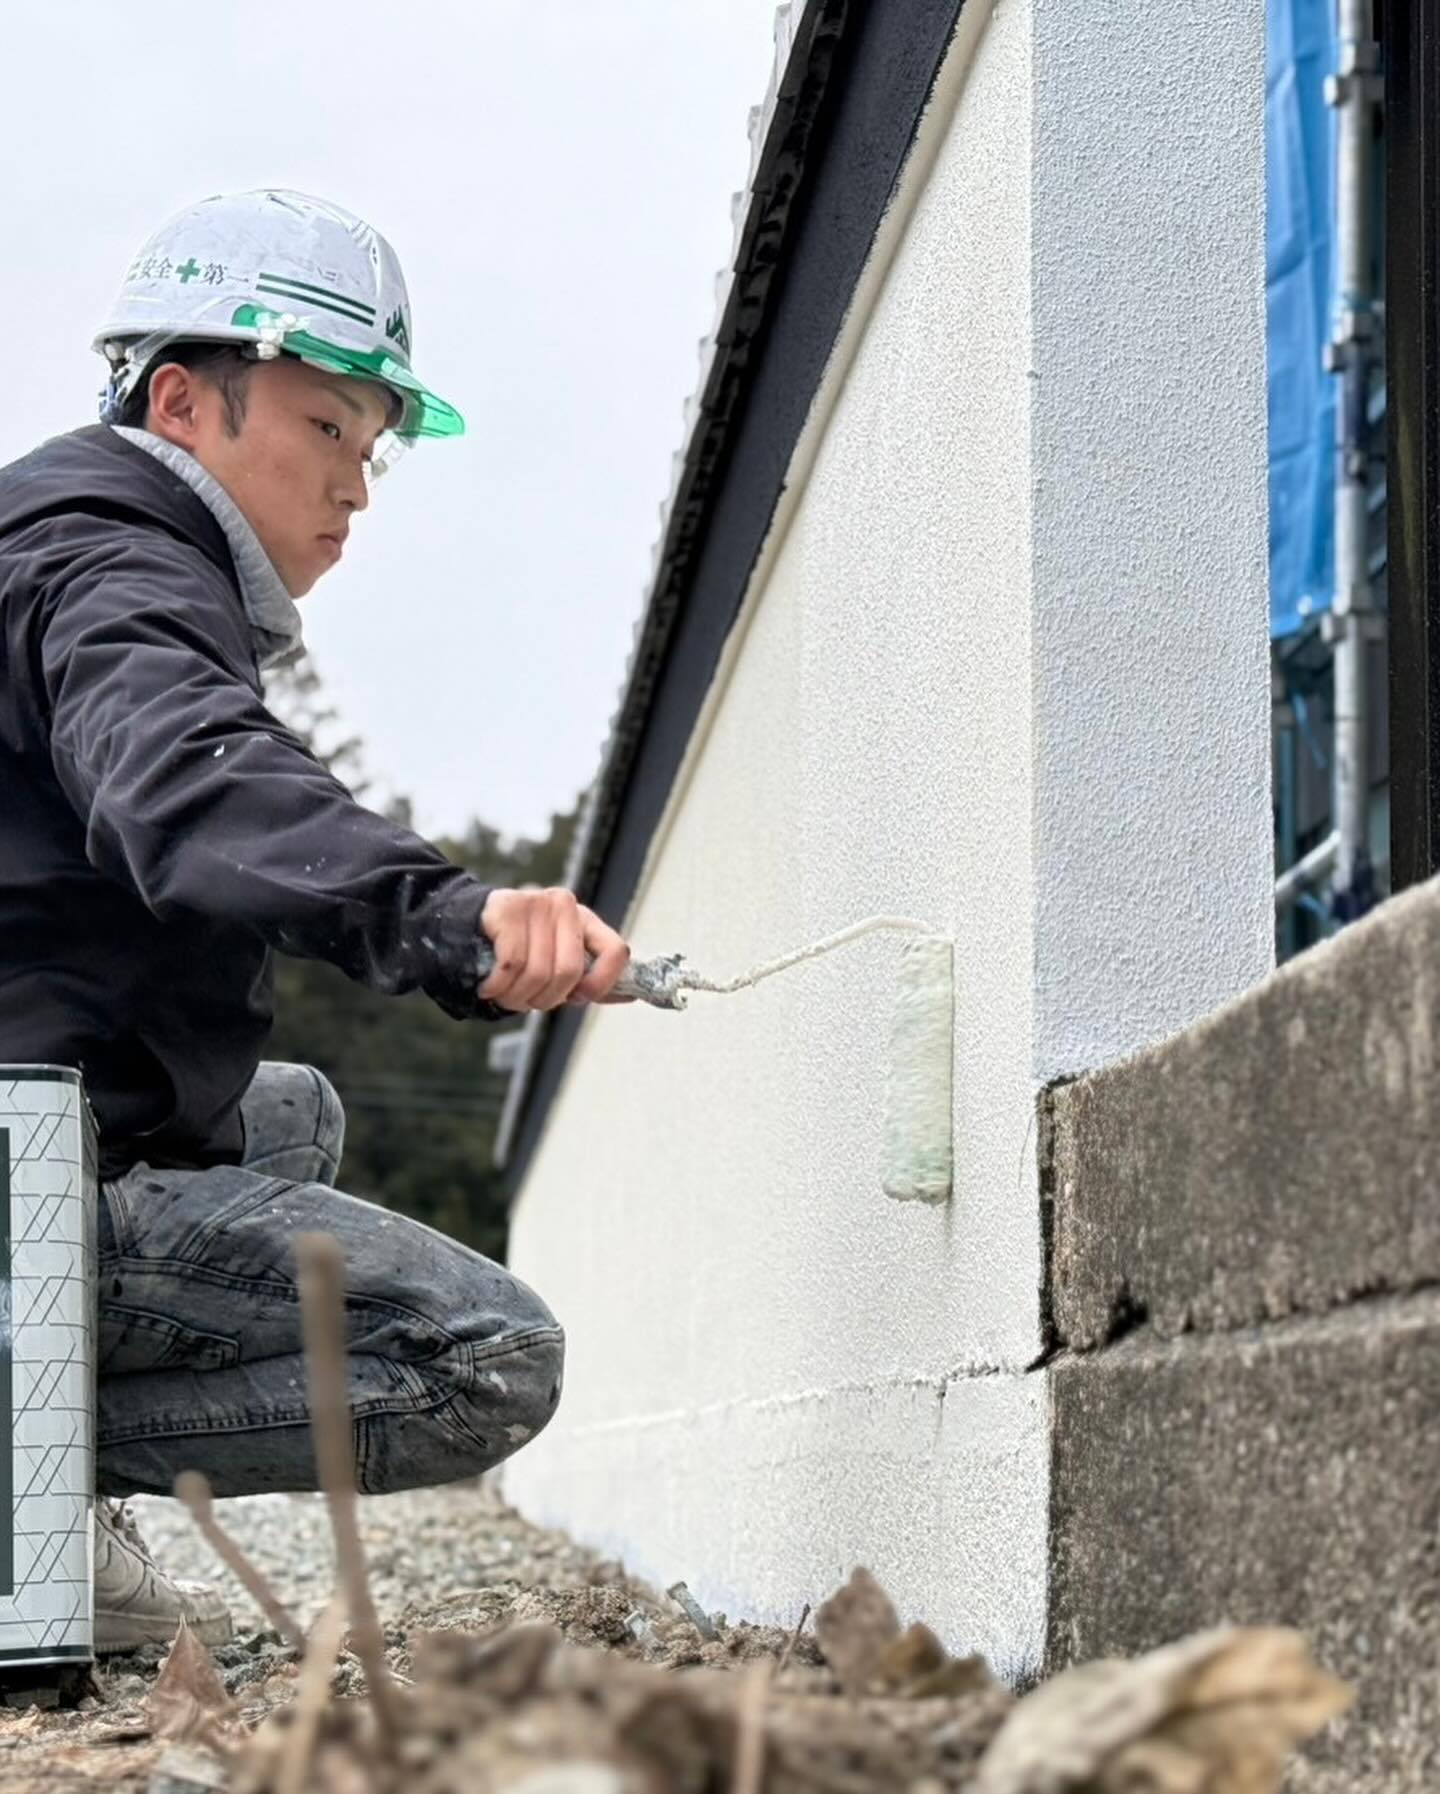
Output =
[
  {"x1": 274, "y1": 1597, "x2": 347, "y2": 1794},
  {"x1": 294, "y1": 1231, "x2": 403, "y2": 1750},
  {"x1": 173, "y1": 1471, "x2": 305, "y2": 1651}
]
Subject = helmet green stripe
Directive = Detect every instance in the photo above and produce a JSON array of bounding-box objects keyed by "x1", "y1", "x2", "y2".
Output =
[
  {"x1": 256, "y1": 271, "x2": 376, "y2": 320},
  {"x1": 255, "y1": 281, "x2": 375, "y2": 328}
]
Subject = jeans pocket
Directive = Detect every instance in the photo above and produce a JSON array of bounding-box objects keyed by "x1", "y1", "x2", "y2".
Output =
[
  {"x1": 98, "y1": 1174, "x2": 145, "y2": 1263},
  {"x1": 99, "y1": 1303, "x2": 240, "y2": 1374}
]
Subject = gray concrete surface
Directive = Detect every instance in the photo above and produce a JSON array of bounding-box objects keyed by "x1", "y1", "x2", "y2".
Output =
[
  {"x1": 1046, "y1": 875, "x2": 1440, "y2": 1350},
  {"x1": 1046, "y1": 1289, "x2": 1440, "y2": 1791}
]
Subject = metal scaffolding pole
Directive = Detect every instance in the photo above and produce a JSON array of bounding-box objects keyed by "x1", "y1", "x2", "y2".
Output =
[{"x1": 1324, "y1": 0, "x2": 1385, "y2": 919}]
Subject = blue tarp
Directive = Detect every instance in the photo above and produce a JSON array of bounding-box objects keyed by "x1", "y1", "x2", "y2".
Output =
[{"x1": 1267, "y1": 0, "x2": 1336, "y2": 639}]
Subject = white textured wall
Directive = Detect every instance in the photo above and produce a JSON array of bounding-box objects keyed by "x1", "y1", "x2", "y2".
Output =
[
  {"x1": 506, "y1": 0, "x2": 1268, "y2": 1677},
  {"x1": 1028, "y1": 0, "x2": 1273, "y2": 1078}
]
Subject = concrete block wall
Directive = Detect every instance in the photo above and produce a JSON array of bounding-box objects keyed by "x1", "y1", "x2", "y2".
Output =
[{"x1": 1042, "y1": 875, "x2": 1440, "y2": 1790}]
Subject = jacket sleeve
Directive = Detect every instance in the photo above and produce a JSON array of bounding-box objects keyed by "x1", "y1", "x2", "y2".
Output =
[{"x1": 35, "y1": 513, "x2": 502, "y2": 1021}]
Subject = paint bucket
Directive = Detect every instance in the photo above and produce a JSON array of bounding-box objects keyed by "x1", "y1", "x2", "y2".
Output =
[{"x1": 0, "y1": 1070, "x2": 96, "y2": 1683}]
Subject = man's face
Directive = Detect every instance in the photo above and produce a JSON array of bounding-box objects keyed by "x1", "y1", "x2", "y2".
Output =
[{"x1": 146, "y1": 355, "x2": 394, "y2": 597}]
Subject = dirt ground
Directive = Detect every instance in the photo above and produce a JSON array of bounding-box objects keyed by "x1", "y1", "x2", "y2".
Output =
[
  {"x1": 0, "y1": 1477, "x2": 1346, "y2": 1794},
  {"x1": 0, "y1": 1478, "x2": 813, "y2": 1792}
]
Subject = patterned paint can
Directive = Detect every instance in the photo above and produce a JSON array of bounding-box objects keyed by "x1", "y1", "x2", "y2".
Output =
[{"x1": 0, "y1": 1070, "x2": 96, "y2": 1671}]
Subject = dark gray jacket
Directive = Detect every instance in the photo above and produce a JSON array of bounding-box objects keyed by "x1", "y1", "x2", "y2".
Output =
[{"x1": 0, "y1": 426, "x2": 495, "y2": 1178}]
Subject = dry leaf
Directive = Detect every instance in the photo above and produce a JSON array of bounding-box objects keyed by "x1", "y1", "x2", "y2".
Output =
[
  {"x1": 307, "y1": 1738, "x2": 374, "y2": 1794},
  {"x1": 616, "y1": 1685, "x2": 717, "y2": 1794},
  {"x1": 0, "y1": 1708, "x2": 51, "y2": 1737},
  {"x1": 906, "y1": 1655, "x2": 1001, "y2": 1701},
  {"x1": 973, "y1": 1626, "x2": 1351, "y2": 1794},
  {"x1": 813, "y1": 1569, "x2": 901, "y2": 1694},
  {"x1": 146, "y1": 1742, "x2": 230, "y2": 1793},
  {"x1": 413, "y1": 1620, "x2": 561, "y2": 1703},
  {"x1": 869, "y1": 1625, "x2": 949, "y2": 1694},
  {"x1": 144, "y1": 1623, "x2": 235, "y2": 1745},
  {"x1": 814, "y1": 1581, "x2": 994, "y2": 1703},
  {"x1": 1178, "y1": 1626, "x2": 1349, "y2": 1731},
  {"x1": 92, "y1": 1720, "x2": 159, "y2": 1746}
]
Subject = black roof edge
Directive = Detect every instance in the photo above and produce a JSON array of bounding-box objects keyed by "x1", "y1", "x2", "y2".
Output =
[{"x1": 498, "y1": 0, "x2": 969, "y2": 1195}]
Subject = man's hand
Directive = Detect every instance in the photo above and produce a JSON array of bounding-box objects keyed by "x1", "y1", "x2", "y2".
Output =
[{"x1": 479, "y1": 887, "x2": 633, "y2": 1013}]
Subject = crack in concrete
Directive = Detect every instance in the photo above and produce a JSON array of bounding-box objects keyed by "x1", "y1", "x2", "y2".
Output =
[
  {"x1": 1041, "y1": 1270, "x2": 1440, "y2": 1364},
  {"x1": 1032, "y1": 1077, "x2": 1077, "y2": 1370},
  {"x1": 562, "y1": 1361, "x2": 1025, "y2": 1442}
]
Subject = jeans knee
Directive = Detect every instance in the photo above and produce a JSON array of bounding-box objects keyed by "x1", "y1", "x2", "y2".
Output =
[
  {"x1": 353, "y1": 1326, "x2": 564, "y2": 1496},
  {"x1": 241, "y1": 1062, "x2": 345, "y2": 1185},
  {"x1": 469, "y1": 1324, "x2": 565, "y2": 1455},
  {"x1": 301, "y1": 1065, "x2": 345, "y2": 1177}
]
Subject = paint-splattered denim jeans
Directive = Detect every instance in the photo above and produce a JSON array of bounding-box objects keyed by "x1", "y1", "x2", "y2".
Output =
[{"x1": 95, "y1": 1063, "x2": 564, "y2": 1498}]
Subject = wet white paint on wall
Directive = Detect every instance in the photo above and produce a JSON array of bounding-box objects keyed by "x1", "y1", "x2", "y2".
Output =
[{"x1": 506, "y1": 0, "x2": 1269, "y2": 1675}]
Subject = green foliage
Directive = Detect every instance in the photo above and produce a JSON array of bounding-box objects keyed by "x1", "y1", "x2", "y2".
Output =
[
  {"x1": 264, "y1": 655, "x2": 370, "y2": 794},
  {"x1": 263, "y1": 655, "x2": 582, "y2": 1263},
  {"x1": 439, "y1": 811, "x2": 580, "y2": 893}
]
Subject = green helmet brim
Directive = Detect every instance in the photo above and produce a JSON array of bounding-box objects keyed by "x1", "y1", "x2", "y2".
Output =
[{"x1": 231, "y1": 303, "x2": 464, "y2": 440}]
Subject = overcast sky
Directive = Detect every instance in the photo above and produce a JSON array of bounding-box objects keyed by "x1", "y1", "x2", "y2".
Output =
[{"x1": 3, "y1": 0, "x2": 783, "y2": 841}]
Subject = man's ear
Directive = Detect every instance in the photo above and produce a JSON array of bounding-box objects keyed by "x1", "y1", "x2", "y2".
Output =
[{"x1": 144, "y1": 363, "x2": 204, "y2": 449}]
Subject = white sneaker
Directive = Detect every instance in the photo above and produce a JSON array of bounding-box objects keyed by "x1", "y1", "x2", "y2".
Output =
[{"x1": 94, "y1": 1500, "x2": 234, "y2": 1654}]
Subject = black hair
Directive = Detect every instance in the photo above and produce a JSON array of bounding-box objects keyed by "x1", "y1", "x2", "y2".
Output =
[{"x1": 115, "y1": 341, "x2": 255, "y2": 434}]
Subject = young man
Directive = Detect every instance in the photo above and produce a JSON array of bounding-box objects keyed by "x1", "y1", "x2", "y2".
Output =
[{"x1": 0, "y1": 190, "x2": 630, "y2": 1650}]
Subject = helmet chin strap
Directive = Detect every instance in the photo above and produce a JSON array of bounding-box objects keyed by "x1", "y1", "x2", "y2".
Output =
[
  {"x1": 97, "y1": 375, "x2": 126, "y2": 425},
  {"x1": 97, "y1": 334, "x2": 161, "y2": 421}
]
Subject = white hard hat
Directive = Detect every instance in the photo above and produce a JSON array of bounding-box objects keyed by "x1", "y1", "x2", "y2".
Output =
[{"x1": 93, "y1": 189, "x2": 464, "y2": 446}]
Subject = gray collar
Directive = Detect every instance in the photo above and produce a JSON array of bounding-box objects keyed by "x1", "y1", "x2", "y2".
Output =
[{"x1": 111, "y1": 426, "x2": 304, "y2": 670}]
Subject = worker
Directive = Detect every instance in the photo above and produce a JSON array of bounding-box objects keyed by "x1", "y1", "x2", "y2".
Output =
[{"x1": 0, "y1": 190, "x2": 631, "y2": 1651}]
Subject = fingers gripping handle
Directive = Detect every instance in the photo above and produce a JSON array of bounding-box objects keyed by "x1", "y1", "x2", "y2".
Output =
[{"x1": 475, "y1": 938, "x2": 694, "y2": 1011}]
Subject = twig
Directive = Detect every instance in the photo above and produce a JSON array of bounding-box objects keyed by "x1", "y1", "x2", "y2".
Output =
[
  {"x1": 173, "y1": 1471, "x2": 306, "y2": 1650},
  {"x1": 274, "y1": 1597, "x2": 346, "y2": 1794},
  {"x1": 777, "y1": 1603, "x2": 811, "y2": 1677},
  {"x1": 731, "y1": 1659, "x2": 772, "y2": 1794},
  {"x1": 295, "y1": 1231, "x2": 403, "y2": 1750}
]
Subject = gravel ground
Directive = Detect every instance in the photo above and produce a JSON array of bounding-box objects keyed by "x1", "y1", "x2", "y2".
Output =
[
  {"x1": 124, "y1": 1477, "x2": 592, "y2": 1639},
  {"x1": 100, "y1": 1473, "x2": 758, "y2": 1706},
  {"x1": 0, "y1": 1476, "x2": 824, "y2": 1791}
]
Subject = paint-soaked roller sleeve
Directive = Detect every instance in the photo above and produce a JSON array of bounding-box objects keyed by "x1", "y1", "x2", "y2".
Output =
[
  {"x1": 593, "y1": 917, "x2": 955, "y2": 1199},
  {"x1": 882, "y1": 937, "x2": 955, "y2": 1203}
]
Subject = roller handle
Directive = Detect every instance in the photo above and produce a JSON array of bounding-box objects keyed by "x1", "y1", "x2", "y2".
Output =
[{"x1": 474, "y1": 939, "x2": 692, "y2": 1011}]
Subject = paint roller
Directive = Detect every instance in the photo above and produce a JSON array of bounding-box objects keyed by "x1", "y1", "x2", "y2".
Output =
[{"x1": 479, "y1": 916, "x2": 954, "y2": 1204}]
